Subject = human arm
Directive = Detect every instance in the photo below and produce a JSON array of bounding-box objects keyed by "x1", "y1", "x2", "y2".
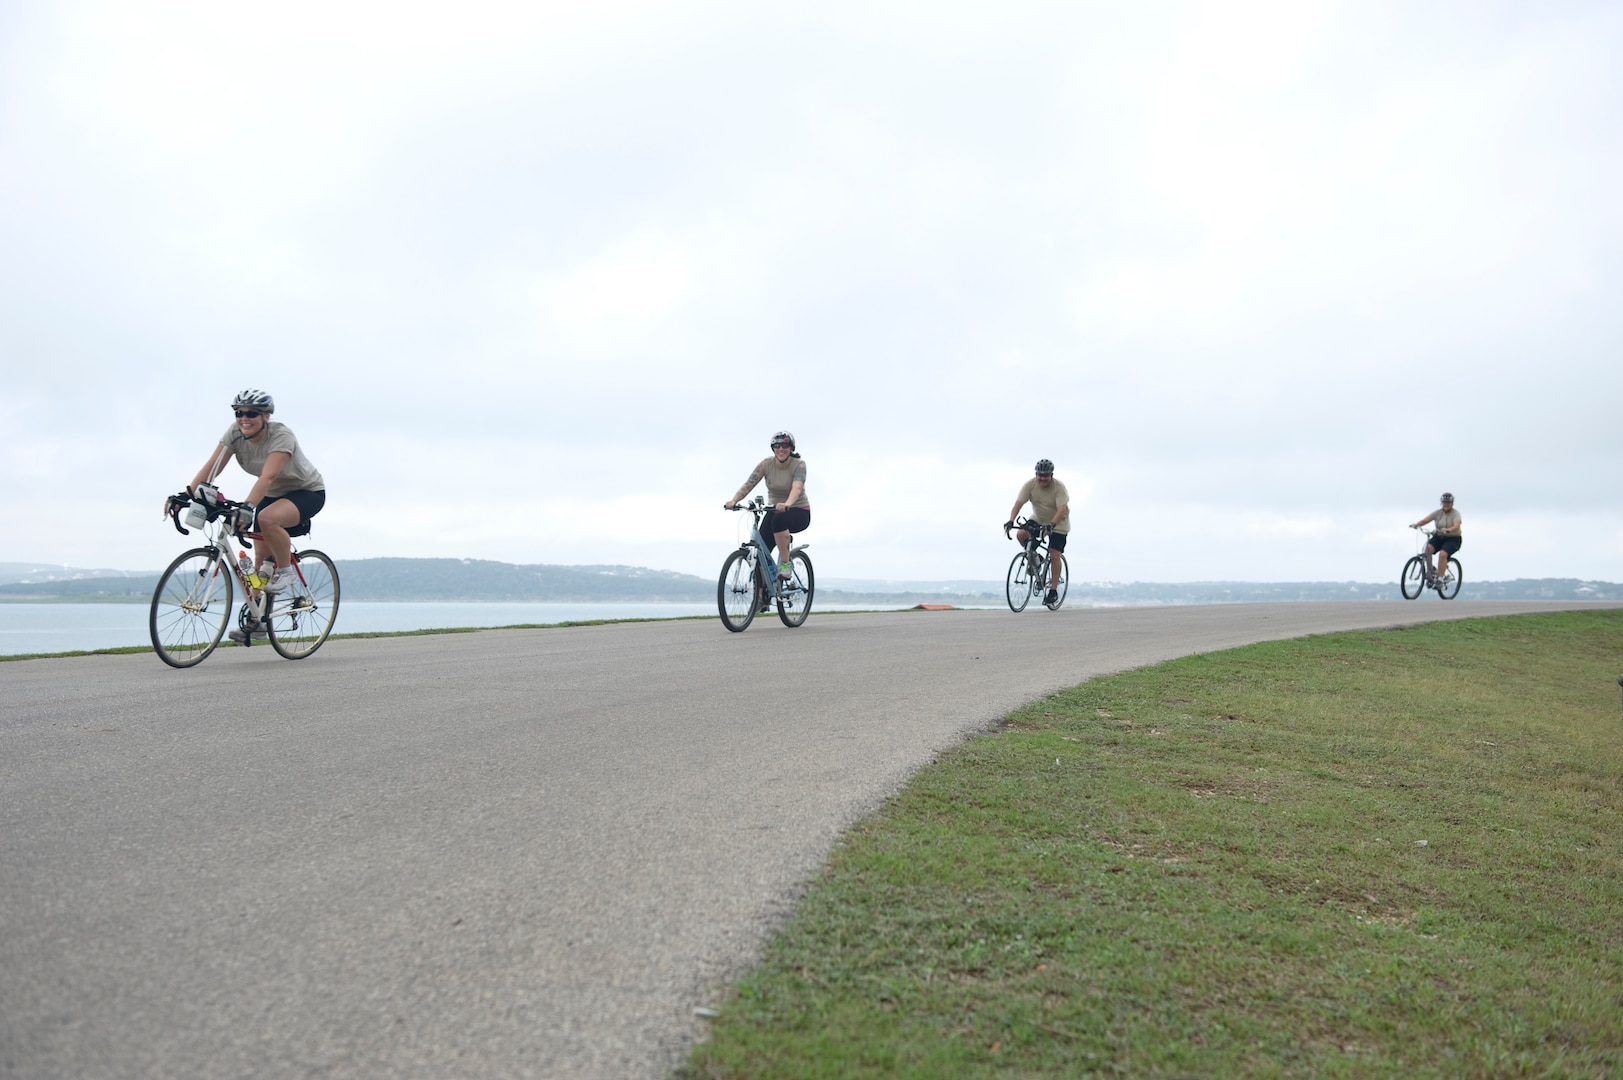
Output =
[
  {"x1": 725, "y1": 462, "x2": 767, "y2": 509},
  {"x1": 776, "y1": 478, "x2": 804, "y2": 513},
  {"x1": 166, "y1": 446, "x2": 231, "y2": 517},
  {"x1": 243, "y1": 451, "x2": 292, "y2": 504},
  {"x1": 1410, "y1": 510, "x2": 1438, "y2": 530}
]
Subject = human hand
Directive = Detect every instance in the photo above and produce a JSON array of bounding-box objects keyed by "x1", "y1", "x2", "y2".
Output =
[
  {"x1": 775, "y1": 501, "x2": 788, "y2": 512},
  {"x1": 724, "y1": 500, "x2": 736, "y2": 509}
]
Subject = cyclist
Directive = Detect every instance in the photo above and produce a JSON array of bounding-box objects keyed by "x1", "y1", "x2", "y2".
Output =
[
  {"x1": 1409, "y1": 492, "x2": 1462, "y2": 588},
  {"x1": 166, "y1": 390, "x2": 326, "y2": 637},
  {"x1": 725, "y1": 431, "x2": 809, "y2": 593},
  {"x1": 1005, "y1": 459, "x2": 1070, "y2": 606}
]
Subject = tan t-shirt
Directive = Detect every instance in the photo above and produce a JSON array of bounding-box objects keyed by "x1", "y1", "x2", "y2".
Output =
[
  {"x1": 1016, "y1": 477, "x2": 1071, "y2": 534},
  {"x1": 739, "y1": 456, "x2": 809, "y2": 508},
  {"x1": 1421, "y1": 507, "x2": 1462, "y2": 535},
  {"x1": 218, "y1": 421, "x2": 326, "y2": 498}
]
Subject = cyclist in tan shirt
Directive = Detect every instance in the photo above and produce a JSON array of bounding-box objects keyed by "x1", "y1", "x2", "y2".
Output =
[
  {"x1": 725, "y1": 430, "x2": 809, "y2": 584},
  {"x1": 1005, "y1": 458, "x2": 1070, "y2": 606},
  {"x1": 1410, "y1": 492, "x2": 1462, "y2": 588}
]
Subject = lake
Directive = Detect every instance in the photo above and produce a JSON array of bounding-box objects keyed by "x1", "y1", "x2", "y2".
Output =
[{"x1": 0, "y1": 600, "x2": 931, "y2": 657}]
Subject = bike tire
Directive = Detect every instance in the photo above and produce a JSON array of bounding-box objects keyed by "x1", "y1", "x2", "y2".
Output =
[
  {"x1": 1400, "y1": 555, "x2": 1427, "y2": 600},
  {"x1": 777, "y1": 550, "x2": 815, "y2": 627},
  {"x1": 1438, "y1": 560, "x2": 1462, "y2": 600},
  {"x1": 718, "y1": 549, "x2": 758, "y2": 632},
  {"x1": 150, "y1": 548, "x2": 233, "y2": 668},
  {"x1": 1006, "y1": 551, "x2": 1033, "y2": 612},
  {"x1": 1045, "y1": 553, "x2": 1069, "y2": 610},
  {"x1": 267, "y1": 550, "x2": 340, "y2": 659}
]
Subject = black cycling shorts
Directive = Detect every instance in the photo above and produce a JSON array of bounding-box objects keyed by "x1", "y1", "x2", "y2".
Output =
[
  {"x1": 256, "y1": 489, "x2": 326, "y2": 529},
  {"x1": 761, "y1": 506, "x2": 810, "y2": 540},
  {"x1": 1429, "y1": 535, "x2": 1461, "y2": 555}
]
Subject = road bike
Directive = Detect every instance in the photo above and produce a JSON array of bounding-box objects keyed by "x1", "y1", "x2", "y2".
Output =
[
  {"x1": 718, "y1": 497, "x2": 814, "y2": 632},
  {"x1": 151, "y1": 485, "x2": 341, "y2": 666},
  {"x1": 1004, "y1": 517, "x2": 1068, "y2": 612},
  {"x1": 1400, "y1": 528, "x2": 1462, "y2": 600}
]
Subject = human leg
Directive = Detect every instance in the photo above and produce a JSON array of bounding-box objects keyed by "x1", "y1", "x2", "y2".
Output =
[{"x1": 255, "y1": 498, "x2": 300, "y2": 569}]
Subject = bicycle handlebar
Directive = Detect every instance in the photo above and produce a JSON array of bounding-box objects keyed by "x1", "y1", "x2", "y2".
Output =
[
  {"x1": 1005, "y1": 517, "x2": 1052, "y2": 541},
  {"x1": 166, "y1": 489, "x2": 256, "y2": 538}
]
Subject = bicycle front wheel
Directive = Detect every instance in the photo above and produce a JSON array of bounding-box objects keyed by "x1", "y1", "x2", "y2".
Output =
[
  {"x1": 718, "y1": 549, "x2": 758, "y2": 632},
  {"x1": 1400, "y1": 556, "x2": 1427, "y2": 600},
  {"x1": 1438, "y1": 560, "x2": 1462, "y2": 600},
  {"x1": 1006, "y1": 551, "x2": 1034, "y2": 612},
  {"x1": 150, "y1": 548, "x2": 233, "y2": 667},
  {"x1": 777, "y1": 550, "x2": 815, "y2": 628},
  {"x1": 267, "y1": 550, "x2": 340, "y2": 659},
  {"x1": 1045, "y1": 553, "x2": 1069, "y2": 610}
]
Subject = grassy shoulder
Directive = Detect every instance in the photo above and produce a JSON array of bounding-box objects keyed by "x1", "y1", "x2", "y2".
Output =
[{"x1": 683, "y1": 611, "x2": 1623, "y2": 1078}]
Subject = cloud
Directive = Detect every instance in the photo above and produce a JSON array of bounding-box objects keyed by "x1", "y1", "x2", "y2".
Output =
[{"x1": 1, "y1": 0, "x2": 1620, "y2": 580}]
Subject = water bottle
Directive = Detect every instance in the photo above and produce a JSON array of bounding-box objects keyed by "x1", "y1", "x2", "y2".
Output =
[{"x1": 237, "y1": 550, "x2": 252, "y2": 581}]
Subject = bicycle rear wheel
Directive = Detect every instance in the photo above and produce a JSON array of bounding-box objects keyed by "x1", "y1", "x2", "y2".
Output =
[
  {"x1": 718, "y1": 549, "x2": 758, "y2": 632},
  {"x1": 1006, "y1": 551, "x2": 1034, "y2": 612},
  {"x1": 777, "y1": 550, "x2": 815, "y2": 627},
  {"x1": 1045, "y1": 553, "x2": 1069, "y2": 609},
  {"x1": 1400, "y1": 556, "x2": 1427, "y2": 600},
  {"x1": 1437, "y1": 560, "x2": 1462, "y2": 600},
  {"x1": 150, "y1": 548, "x2": 233, "y2": 667},
  {"x1": 267, "y1": 550, "x2": 340, "y2": 659}
]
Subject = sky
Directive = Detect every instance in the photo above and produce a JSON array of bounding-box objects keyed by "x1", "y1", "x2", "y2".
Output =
[{"x1": 3, "y1": 0, "x2": 1620, "y2": 584}]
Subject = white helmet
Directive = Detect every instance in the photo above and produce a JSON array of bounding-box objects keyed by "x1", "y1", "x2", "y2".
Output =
[{"x1": 231, "y1": 388, "x2": 274, "y2": 413}]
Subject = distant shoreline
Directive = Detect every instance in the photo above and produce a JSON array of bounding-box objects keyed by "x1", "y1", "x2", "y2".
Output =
[{"x1": 2, "y1": 556, "x2": 1619, "y2": 604}]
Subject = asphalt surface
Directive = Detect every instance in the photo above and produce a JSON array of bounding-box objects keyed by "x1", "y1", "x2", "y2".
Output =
[{"x1": 1, "y1": 600, "x2": 1610, "y2": 1079}]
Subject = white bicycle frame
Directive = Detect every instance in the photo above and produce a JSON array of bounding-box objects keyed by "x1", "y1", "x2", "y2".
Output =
[{"x1": 177, "y1": 498, "x2": 316, "y2": 629}]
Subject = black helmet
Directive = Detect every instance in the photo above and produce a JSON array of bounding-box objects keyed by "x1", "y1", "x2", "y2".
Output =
[
  {"x1": 771, "y1": 430, "x2": 796, "y2": 451},
  {"x1": 1035, "y1": 459, "x2": 1054, "y2": 475},
  {"x1": 1440, "y1": 492, "x2": 1454, "y2": 503},
  {"x1": 232, "y1": 388, "x2": 274, "y2": 413}
]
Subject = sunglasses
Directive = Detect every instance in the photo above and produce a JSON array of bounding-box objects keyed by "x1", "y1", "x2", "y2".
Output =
[{"x1": 234, "y1": 410, "x2": 263, "y2": 419}]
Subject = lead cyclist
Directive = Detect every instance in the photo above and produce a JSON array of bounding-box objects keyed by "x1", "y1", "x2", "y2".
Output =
[
  {"x1": 163, "y1": 389, "x2": 328, "y2": 640},
  {"x1": 1004, "y1": 458, "x2": 1071, "y2": 606}
]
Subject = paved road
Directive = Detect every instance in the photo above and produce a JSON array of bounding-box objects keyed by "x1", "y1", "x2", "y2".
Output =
[{"x1": 1, "y1": 601, "x2": 1609, "y2": 1078}]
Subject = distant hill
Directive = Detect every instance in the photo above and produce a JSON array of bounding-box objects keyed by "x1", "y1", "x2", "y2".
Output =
[
  {"x1": 0, "y1": 558, "x2": 1618, "y2": 604},
  {"x1": 0, "y1": 562, "x2": 153, "y2": 587}
]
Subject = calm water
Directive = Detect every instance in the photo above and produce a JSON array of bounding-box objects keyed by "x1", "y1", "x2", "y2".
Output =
[{"x1": 0, "y1": 600, "x2": 918, "y2": 657}]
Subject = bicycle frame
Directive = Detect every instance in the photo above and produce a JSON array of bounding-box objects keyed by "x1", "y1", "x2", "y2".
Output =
[
  {"x1": 735, "y1": 498, "x2": 809, "y2": 603},
  {"x1": 170, "y1": 495, "x2": 315, "y2": 635}
]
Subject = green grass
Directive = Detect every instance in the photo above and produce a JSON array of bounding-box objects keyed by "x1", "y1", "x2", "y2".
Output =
[{"x1": 682, "y1": 611, "x2": 1623, "y2": 1078}]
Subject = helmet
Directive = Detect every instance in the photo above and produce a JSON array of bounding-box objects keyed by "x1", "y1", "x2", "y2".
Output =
[
  {"x1": 1035, "y1": 459, "x2": 1054, "y2": 475},
  {"x1": 770, "y1": 430, "x2": 796, "y2": 451},
  {"x1": 1440, "y1": 492, "x2": 1454, "y2": 503},
  {"x1": 232, "y1": 388, "x2": 274, "y2": 413}
]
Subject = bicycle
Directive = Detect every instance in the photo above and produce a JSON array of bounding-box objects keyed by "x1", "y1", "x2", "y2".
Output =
[
  {"x1": 717, "y1": 497, "x2": 815, "y2": 632},
  {"x1": 1003, "y1": 517, "x2": 1068, "y2": 612},
  {"x1": 1400, "y1": 528, "x2": 1462, "y2": 600},
  {"x1": 151, "y1": 484, "x2": 341, "y2": 667}
]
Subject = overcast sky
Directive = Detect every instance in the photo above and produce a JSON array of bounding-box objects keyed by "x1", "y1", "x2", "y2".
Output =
[{"x1": 3, "y1": 0, "x2": 1619, "y2": 584}]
